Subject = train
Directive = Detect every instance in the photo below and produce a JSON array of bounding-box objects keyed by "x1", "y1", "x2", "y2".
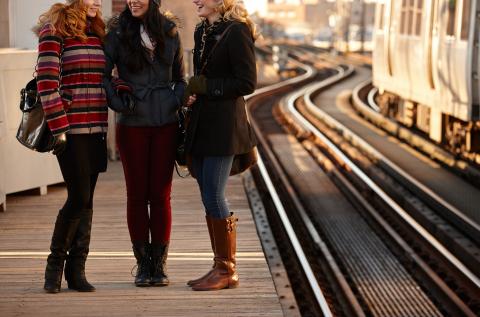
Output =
[{"x1": 372, "y1": 0, "x2": 479, "y2": 156}]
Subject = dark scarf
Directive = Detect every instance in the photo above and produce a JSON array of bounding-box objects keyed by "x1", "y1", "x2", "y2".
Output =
[{"x1": 195, "y1": 19, "x2": 231, "y2": 74}]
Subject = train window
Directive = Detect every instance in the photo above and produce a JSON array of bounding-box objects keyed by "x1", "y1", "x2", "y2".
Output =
[
  {"x1": 401, "y1": 0, "x2": 409, "y2": 34},
  {"x1": 446, "y1": 0, "x2": 457, "y2": 37},
  {"x1": 408, "y1": 0, "x2": 415, "y2": 35},
  {"x1": 461, "y1": 0, "x2": 471, "y2": 40},
  {"x1": 415, "y1": 0, "x2": 423, "y2": 35}
]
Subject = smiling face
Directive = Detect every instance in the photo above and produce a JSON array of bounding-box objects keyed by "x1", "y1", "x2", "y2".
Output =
[
  {"x1": 83, "y1": 0, "x2": 101, "y2": 18},
  {"x1": 192, "y1": 0, "x2": 222, "y2": 20},
  {"x1": 127, "y1": 0, "x2": 150, "y2": 19}
]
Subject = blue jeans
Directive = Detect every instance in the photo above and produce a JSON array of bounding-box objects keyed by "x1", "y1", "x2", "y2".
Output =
[{"x1": 192, "y1": 155, "x2": 235, "y2": 219}]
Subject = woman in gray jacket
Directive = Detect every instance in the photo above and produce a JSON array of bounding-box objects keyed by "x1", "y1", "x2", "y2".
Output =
[{"x1": 103, "y1": 0, "x2": 185, "y2": 287}]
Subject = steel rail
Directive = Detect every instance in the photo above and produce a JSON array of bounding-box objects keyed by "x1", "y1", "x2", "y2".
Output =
[
  {"x1": 285, "y1": 77, "x2": 480, "y2": 290},
  {"x1": 276, "y1": 64, "x2": 368, "y2": 316},
  {"x1": 367, "y1": 86, "x2": 380, "y2": 112},
  {"x1": 246, "y1": 57, "x2": 334, "y2": 317}
]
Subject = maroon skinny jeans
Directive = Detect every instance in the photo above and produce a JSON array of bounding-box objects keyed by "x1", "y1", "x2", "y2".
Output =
[{"x1": 116, "y1": 123, "x2": 177, "y2": 243}]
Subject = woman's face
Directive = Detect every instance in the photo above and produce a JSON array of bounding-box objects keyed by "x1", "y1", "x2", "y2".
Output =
[
  {"x1": 192, "y1": 0, "x2": 221, "y2": 19},
  {"x1": 83, "y1": 0, "x2": 102, "y2": 18},
  {"x1": 127, "y1": 0, "x2": 150, "y2": 19}
]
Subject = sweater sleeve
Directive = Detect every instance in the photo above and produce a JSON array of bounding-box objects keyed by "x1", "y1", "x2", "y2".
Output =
[
  {"x1": 36, "y1": 24, "x2": 69, "y2": 136},
  {"x1": 206, "y1": 23, "x2": 257, "y2": 99}
]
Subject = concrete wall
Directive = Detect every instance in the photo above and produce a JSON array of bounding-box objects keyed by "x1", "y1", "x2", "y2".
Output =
[
  {"x1": 0, "y1": 0, "x2": 8, "y2": 48},
  {"x1": 0, "y1": 50, "x2": 64, "y2": 210},
  {"x1": 0, "y1": 49, "x2": 5, "y2": 209}
]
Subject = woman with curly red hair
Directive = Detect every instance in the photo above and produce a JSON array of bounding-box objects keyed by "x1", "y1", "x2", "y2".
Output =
[{"x1": 36, "y1": 0, "x2": 108, "y2": 293}]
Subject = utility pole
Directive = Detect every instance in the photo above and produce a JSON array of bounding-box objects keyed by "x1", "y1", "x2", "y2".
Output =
[
  {"x1": 360, "y1": 0, "x2": 366, "y2": 53},
  {"x1": 336, "y1": 0, "x2": 351, "y2": 53}
]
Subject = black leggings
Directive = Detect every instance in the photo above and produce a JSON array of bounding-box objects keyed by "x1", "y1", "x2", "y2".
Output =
[
  {"x1": 60, "y1": 170, "x2": 98, "y2": 218},
  {"x1": 57, "y1": 144, "x2": 99, "y2": 219},
  {"x1": 56, "y1": 134, "x2": 106, "y2": 219}
]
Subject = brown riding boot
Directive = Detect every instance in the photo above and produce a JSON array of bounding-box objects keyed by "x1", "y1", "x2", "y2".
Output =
[
  {"x1": 187, "y1": 215, "x2": 215, "y2": 286},
  {"x1": 192, "y1": 213, "x2": 239, "y2": 291}
]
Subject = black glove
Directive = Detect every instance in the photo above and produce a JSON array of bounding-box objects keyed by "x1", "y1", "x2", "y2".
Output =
[
  {"x1": 188, "y1": 75, "x2": 207, "y2": 95},
  {"x1": 120, "y1": 92, "x2": 136, "y2": 114},
  {"x1": 52, "y1": 133, "x2": 67, "y2": 156},
  {"x1": 182, "y1": 85, "x2": 192, "y2": 106}
]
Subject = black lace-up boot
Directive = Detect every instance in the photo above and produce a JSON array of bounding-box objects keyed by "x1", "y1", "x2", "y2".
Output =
[
  {"x1": 150, "y1": 242, "x2": 169, "y2": 286},
  {"x1": 132, "y1": 241, "x2": 151, "y2": 287}
]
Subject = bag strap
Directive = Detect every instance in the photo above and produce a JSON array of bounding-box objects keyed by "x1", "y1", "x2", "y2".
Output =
[{"x1": 198, "y1": 23, "x2": 236, "y2": 75}]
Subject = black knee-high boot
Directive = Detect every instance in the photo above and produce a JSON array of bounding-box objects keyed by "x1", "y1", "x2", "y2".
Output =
[
  {"x1": 44, "y1": 213, "x2": 81, "y2": 293},
  {"x1": 64, "y1": 208, "x2": 95, "y2": 292}
]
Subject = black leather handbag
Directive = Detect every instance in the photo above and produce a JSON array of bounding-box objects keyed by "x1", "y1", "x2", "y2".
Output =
[
  {"x1": 16, "y1": 78, "x2": 55, "y2": 152},
  {"x1": 17, "y1": 39, "x2": 64, "y2": 152}
]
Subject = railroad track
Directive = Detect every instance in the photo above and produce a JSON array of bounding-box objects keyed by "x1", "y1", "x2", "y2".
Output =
[{"x1": 246, "y1": 46, "x2": 479, "y2": 316}]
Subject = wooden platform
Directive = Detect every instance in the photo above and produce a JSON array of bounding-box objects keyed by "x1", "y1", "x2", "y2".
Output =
[{"x1": 0, "y1": 161, "x2": 283, "y2": 317}]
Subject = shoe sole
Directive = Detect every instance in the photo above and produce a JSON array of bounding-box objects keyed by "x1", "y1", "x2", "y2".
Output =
[
  {"x1": 67, "y1": 287, "x2": 96, "y2": 292},
  {"x1": 192, "y1": 282, "x2": 239, "y2": 291}
]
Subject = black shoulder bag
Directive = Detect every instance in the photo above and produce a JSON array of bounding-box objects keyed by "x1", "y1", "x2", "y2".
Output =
[{"x1": 16, "y1": 40, "x2": 64, "y2": 152}]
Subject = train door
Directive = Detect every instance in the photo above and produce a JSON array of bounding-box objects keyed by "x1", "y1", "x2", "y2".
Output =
[
  {"x1": 470, "y1": 0, "x2": 480, "y2": 120},
  {"x1": 387, "y1": 0, "x2": 397, "y2": 77},
  {"x1": 373, "y1": 0, "x2": 389, "y2": 84},
  {"x1": 436, "y1": 0, "x2": 472, "y2": 121},
  {"x1": 428, "y1": 0, "x2": 443, "y2": 142},
  {"x1": 381, "y1": 0, "x2": 394, "y2": 77},
  {"x1": 427, "y1": 0, "x2": 438, "y2": 90},
  {"x1": 453, "y1": 0, "x2": 473, "y2": 121}
]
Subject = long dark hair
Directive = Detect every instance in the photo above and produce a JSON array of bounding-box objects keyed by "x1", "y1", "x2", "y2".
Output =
[{"x1": 118, "y1": 0, "x2": 166, "y2": 72}]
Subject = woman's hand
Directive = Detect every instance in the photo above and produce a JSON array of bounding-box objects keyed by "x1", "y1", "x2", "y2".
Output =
[
  {"x1": 188, "y1": 75, "x2": 207, "y2": 94},
  {"x1": 186, "y1": 94, "x2": 197, "y2": 107}
]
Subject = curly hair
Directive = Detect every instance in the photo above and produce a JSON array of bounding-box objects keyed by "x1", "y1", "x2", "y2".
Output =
[
  {"x1": 110, "y1": 1, "x2": 177, "y2": 73},
  {"x1": 36, "y1": 0, "x2": 105, "y2": 42},
  {"x1": 214, "y1": 0, "x2": 259, "y2": 40}
]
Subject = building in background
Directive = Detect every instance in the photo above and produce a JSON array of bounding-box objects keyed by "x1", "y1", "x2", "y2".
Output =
[
  {"x1": 265, "y1": 0, "x2": 335, "y2": 40},
  {"x1": 1, "y1": 0, "x2": 112, "y2": 49}
]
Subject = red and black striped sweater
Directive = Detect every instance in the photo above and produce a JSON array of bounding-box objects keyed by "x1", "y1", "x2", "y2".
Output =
[{"x1": 37, "y1": 24, "x2": 108, "y2": 136}]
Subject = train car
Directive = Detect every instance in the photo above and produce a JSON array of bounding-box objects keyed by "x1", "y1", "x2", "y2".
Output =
[{"x1": 372, "y1": 0, "x2": 480, "y2": 155}]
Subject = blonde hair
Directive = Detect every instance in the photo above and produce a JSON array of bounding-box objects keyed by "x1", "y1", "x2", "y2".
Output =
[
  {"x1": 36, "y1": 0, "x2": 105, "y2": 42},
  {"x1": 216, "y1": 0, "x2": 259, "y2": 40}
]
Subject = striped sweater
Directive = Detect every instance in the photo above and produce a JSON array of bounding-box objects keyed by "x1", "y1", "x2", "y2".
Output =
[{"x1": 37, "y1": 23, "x2": 108, "y2": 136}]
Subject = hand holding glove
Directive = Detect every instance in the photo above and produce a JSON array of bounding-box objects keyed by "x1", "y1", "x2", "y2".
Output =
[
  {"x1": 182, "y1": 84, "x2": 192, "y2": 106},
  {"x1": 52, "y1": 133, "x2": 67, "y2": 156},
  {"x1": 120, "y1": 92, "x2": 136, "y2": 114},
  {"x1": 112, "y1": 77, "x2": 136, "y2": 114},
  {"x1": 188, "y1": 75, "x2": 207, "y2": 95}
]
